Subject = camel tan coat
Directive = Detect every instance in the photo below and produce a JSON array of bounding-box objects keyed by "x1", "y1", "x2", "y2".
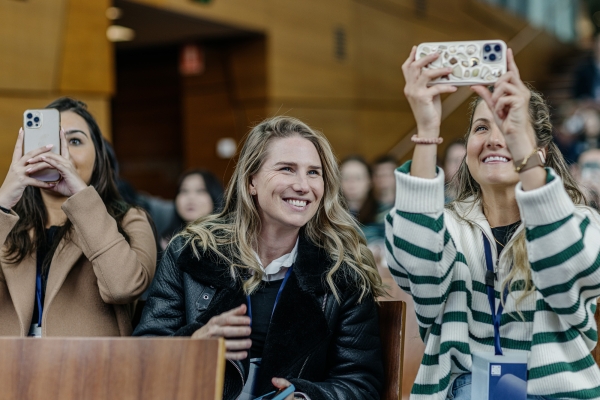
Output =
[{"x1": 0, "y1": 186, "x2": 156, "y2": 336}]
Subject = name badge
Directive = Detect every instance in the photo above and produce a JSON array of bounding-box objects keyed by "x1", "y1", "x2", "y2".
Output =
[
  {"x1": 471, "y1": 352, "x2": 528, "y2": 400},
  {"x1": 28, "y1": 324, "x2": 42, "y2": 338}
]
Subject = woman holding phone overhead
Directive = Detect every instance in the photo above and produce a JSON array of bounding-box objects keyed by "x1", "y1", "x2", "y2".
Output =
[
  {"x1": 0, "y1": 97, "x2": 156, "y2": 337},
  {"x1": 386, "y1": 47, "x2": 600, "y2": 399},
  {"x1": 134, "y1": 116, "x2": 385, "y2": 400}
]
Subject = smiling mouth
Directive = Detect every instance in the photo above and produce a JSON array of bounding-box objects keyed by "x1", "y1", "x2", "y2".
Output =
[
  {"x1": 284, "y1": 198, "x2": 309, "y2": 208},
  {"x1": 483, "y1": 156, "x2": 510, "y2": 163}
]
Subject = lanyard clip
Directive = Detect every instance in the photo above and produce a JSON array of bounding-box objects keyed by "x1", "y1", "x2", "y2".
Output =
[{"x1": 485, "y1": 270, "x2": 496, "y2": 287}]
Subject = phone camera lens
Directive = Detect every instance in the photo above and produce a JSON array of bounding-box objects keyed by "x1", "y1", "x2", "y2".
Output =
[
  {"x1": 27, "y1": 121, "x2": 33, "y2": 127},
  {"x1": 484, "y1": 45, "x2": 491, "y2": 52},
  {"x1": 489, "y1": 53, "x2": 497, "y2": 61},
  {"x1": 494, "y1": 44, "x2": 501, "y2": 52},
  {"x1": 26, "y1": 113, "x2": 33, "y2": 119},
  {"x1": 33, "y1": 117, "x2": 40, "y2": 123}
]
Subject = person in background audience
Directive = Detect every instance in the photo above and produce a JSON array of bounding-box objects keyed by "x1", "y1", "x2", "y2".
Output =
[
  {"x1": 0, "y1": 97, "x2": 156, "y2": 337},
  {"x1": 340, "y1": 155, "x2": 377, "y2": 226},
  {"x1": 576, "y1": 148, "x2": 600, "y2": 209},
  {"x1": 372, "y1": 155, "x2": 398, "y2": 222},
  {"x1": 160, "y1": 169, "x2": 224, "y2": 249},
  {"x1": 365, "y1": 155, "x2": 398, "y2": 265},
  {"x1": 573, "y1": 32, "x2": 600, "y2": 101},
  {"x1": 443, "y1": 139, "x2": 466, "y2": 203},
  {"x1": 388, "y1": 47, "x2": 600, "y2": 399},
  {"x1": 135, "y1": 116, "x2": 385, "y2": 400}
]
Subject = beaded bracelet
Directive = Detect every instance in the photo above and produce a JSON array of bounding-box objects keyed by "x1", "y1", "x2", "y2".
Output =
[{"x1": 411, "y1": 134, "x2": 443, "y2": 145}]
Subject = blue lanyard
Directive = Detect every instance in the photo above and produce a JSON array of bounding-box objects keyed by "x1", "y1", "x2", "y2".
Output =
[
  {"x1": 482, "y1": 234, "x2": 508, "y2": 356},
  {"x1": 246, "y1": 266, "x2": 293, "y2": 327},
  {"x1": 35, "y1": 263, "x2": 44, "y2": 326}
]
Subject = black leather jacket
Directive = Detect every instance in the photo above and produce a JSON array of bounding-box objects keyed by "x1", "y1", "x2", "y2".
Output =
[{"x1": 134, "y1": 235, "x2": 383, "y2": 400}]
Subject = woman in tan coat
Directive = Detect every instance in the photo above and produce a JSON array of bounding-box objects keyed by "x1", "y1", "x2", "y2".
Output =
[{"x1": 0, "y1": 98, "x2": 156, "y2": 337}]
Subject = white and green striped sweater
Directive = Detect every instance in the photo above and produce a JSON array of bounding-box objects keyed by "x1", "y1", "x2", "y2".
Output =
[{"x1": 385, "y1": 162, "x2": 600, "y2": 399}]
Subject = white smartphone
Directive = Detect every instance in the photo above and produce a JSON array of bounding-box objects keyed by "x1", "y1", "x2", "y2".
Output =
[
  {"x1": 23, "y1": 109, "x2": 61, "y2": 182},
  {"x1": 416, "y1": 40, "x2": 508, "y2": 86}
]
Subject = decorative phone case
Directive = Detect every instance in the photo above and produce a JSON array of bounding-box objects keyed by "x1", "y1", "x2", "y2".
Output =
[
  {"x1": 23, "y1": 109, "x2": 61, "y2": 182},
  {"x1": 416, "y1": 40, "x2": 507, "y2": 86}
]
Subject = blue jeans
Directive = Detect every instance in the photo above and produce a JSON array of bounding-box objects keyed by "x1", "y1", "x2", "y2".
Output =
[{"x1": 446, "y1": 373, "x2": 553, "y2": 400}]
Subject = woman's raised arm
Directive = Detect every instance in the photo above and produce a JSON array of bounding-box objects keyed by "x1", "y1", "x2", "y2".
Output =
[{"x1": 402, "y1": 46, "x2": 456, "y2": 179}]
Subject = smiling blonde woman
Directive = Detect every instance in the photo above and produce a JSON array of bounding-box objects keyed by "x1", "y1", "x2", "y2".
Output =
[
  {"x1": 135, "y1": 116, "x2": 386, "y2": 400},
  {"x1": 386, "y1": 48, "x2": 600, "y2": 399}
]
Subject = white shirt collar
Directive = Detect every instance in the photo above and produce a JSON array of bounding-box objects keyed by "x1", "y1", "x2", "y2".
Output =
[{"x1": 254, "y1": 238, "x2": 299, "y2": 282}]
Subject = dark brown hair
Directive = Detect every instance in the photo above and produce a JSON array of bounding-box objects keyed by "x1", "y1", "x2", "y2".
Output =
[
  {"x1": 4, "y1": 98, "x2": 131, "y2": 268},
  {"x1": 340, "y1": 155, "x2": 378, "y2": 225}
]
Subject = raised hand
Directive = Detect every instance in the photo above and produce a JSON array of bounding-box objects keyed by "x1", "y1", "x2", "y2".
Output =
[
  {"x1": 191, "y1": 304, "x2": 252, "y2": 360},
  {"x1": 402, "y1": 46, "x2": 458, "y2": 136},
  {"x1": 0, "y1": 128, "x2": 57, "y2": 210},
  {"x1": 471, "y1": 48, "x2": 537, "y2": 160},
  {"x1": 26, "y1": 129, "x2": 88, "y2": 197}
]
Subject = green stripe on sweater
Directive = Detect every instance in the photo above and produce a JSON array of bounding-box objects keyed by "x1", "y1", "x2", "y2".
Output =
[
  {"x1": 469, "y1": 332, "x2": 531, "y2": 350},
  {"x1": 529, "y1": 217, "x2": 590, "y2": 272},
  {"x1": 526, "y1": 214, "x2": 573, "y2": 241},
  {"x1": 547, "y1": 385, "x2": 600, "y2": 399},
  {"x1": 411, "y1": 371, "x2": 451, "y2": 395},
  {"x1": 528, "y1": 354, "x2": 597, "y2": 379},
  {"x1": 538, "y1": 250, "x2": 600, "y2": 298},
  {"x1": 395, "y1": 209, "x2": 444, "y2": 233}
]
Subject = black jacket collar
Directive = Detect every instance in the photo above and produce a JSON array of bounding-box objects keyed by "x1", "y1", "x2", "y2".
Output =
[{"x1": 177, "y1": 233, "x2": 334, "y2": 295}]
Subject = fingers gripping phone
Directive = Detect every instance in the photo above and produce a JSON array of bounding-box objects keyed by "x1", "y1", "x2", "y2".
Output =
[
  {"x1": 255, "y1": 384, "x2": 295, "y2": 400},
  {"x1": 23, "y1": 109, "x2": 61, "y2": 182},
  {"x1": 416, "y1": 40, "x2": 508, "y2": 86}
]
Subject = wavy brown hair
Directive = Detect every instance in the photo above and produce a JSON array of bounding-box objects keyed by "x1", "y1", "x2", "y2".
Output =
[
  {"x1": 448, "y1": 88, "x2": 586, "y2": 311},
  {"x1": 180, "y1": 116, "x2": 385, "y2": 301},
  {"x1": 4, "y1": 98, "x2": 131, "y2": 269}
]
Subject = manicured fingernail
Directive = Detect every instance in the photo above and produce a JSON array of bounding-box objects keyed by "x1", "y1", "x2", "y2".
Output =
[
  {"x1": 26, "y1": 168, "x2": 31, "y2": 172},
  {"x1": 19, "y1": 128, "x2": 23, "y2": 134},
  {"x1": 41, "y1": 156, "x2": 46, "y2": 160},
  {"x1": 27, "y1": 158, "x2": 33, "y2": 163},
  {"x1": 46, "y1": 144, "x2": 53, "y2": 149}
]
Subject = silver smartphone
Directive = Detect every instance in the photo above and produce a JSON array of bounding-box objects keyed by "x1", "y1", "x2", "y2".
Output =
[
  {"x1": 23, "y1": 109, "x2": 61, "y2": 182},
  {"x1": 416, "y1": 40, "x2": 508, "y2": 86}
]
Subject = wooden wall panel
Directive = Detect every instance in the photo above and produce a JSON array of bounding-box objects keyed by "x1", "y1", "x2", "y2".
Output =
[
  {"x1": 269, "y1": 0, "x2": 356, "y2": 100},
  {"x1": 59, "y1": 0, "x2": 114, "y2": 94},
  {"x1": 357, "y1": 110, "x2": 416, "y2": 159},
  {"x1": 181, "y1": 38, "x2": 268, "y2": 187},
  {"x1": 0, "y1": 0, "x2": 67, "y2": 91},
  {"x1": 267, "y1": 104, "x2": 359, "y2": 158},
  {"x1": 112, "y1": 45, "x2": 183, "y2": 198},
  {"x1": 128, "y1": 0, "x2": 268, "y2": 32}
]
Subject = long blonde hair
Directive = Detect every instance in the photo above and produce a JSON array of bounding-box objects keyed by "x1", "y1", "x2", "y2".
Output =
[
  {"x1": 179, "y1": 116, "x2": 385, "y2": 301},
  {"x1": 448, "y1": 89, "x2": 586, "y2": 310}
]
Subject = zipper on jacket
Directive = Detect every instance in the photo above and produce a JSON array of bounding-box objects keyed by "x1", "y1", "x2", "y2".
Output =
[
  {"x1": 228, "y1": 359, "x2": 245, "y2": 386},
  {"x1": 298, "y1": 355, "x2": 311, "y2": 378}
]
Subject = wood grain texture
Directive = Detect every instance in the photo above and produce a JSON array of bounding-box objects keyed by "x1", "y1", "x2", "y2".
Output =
[
  {"x1": 378, "y1": 269, "x2": 425, "y2": 399},
  {"x1": 379, "y1": 300, "x2": 406, "y2": 400},
  {"x1": 127, "y1": 0, "x2": 268, "y2": 32},
  {"x1": 0, "y1": 0, "x2": 67, "y2": 91},
  {"x1": 59, "y1": 0, "x2": 114, "y2": 94},
  {"x1": 0, "y1": 337, "x2": 225, "y2": 400}
]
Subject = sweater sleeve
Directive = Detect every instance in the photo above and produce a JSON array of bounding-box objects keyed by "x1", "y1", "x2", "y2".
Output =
[
  {"x1": 384, "y1": 161, "x2": 458, "y2": 339},
  {"x1": 62, "y1": 186, "x2": 157, "y2": 304},
  {"x1": 516, "y1": 168, "x2": 600, "y2": 350}
]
